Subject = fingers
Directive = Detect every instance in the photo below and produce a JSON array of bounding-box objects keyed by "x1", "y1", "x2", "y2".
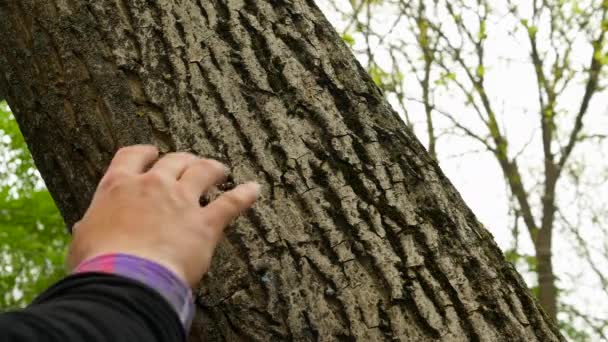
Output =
[
  {"x1": 179, "y1": 159, "x2": 227, "y2": 199},
  {"x1": 149, "y1": 152, "x2": 199, "y2": 179},
  {"x1": 107, "y1": 145, "x2": 159, "y2": 175},
  {"x1": 200, "y1": 182, "x2": 260, "y2": 232}
]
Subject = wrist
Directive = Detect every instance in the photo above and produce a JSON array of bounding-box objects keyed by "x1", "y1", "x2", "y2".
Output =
[{"x1": 73, "y1": 253, "x2": 195, "y2": 332}]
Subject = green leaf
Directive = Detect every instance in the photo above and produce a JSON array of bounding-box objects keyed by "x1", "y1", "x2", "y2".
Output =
[
  {"x1": 478, "y1": 20, "x2": 487, "y2": 40},
  {"x1": 530, "y1": 285, "x2": 540, "y2": 299},
  {"x1": 435, "y1": 72, "x2": 457, "y2": 87},
  {"x1": 341, "y1": 33, "x2": 356, "y2": 47},
  {"x1": 504, "y1": 249, "x2": 521, "y2": 264},
  {"x1": 476, "y1": 65, "x2": 485, "y2": 78},
  {"x1": 368, "y1": 64, "x2": 397, "y2": 91},
  {"x1": 593, "y1": 50, "x2": 608, "y2": 65},
  {"x1": 524, "y1": 255, "x2": 537, "y2": 272}
]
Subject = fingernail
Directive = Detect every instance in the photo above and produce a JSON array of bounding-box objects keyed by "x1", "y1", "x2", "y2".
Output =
[{"x1": 248, "y1": 182, "x2": 261, "y2": 198}]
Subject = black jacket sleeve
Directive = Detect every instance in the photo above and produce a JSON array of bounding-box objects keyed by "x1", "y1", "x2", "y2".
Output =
[{"x1": 0, "y1": 273, "x2": 186, "y2": 342}]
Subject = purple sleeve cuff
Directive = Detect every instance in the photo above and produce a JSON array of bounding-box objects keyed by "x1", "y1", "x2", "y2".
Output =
[{"x1": 73, "y1": 253, "x2": 195, "y2": 332}]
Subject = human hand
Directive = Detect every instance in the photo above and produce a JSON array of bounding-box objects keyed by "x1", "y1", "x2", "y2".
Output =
[{"x1": 67, "y1": 145, "x2": 260, "y2": 286}]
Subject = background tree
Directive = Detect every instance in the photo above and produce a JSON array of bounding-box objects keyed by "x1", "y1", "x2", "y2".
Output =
[
  {"x1": 0, "y1": 0, "x2": 564, "y2": 340},
  {"x1": 322, "y1": 0, "x2": 608, "y2": 339}
]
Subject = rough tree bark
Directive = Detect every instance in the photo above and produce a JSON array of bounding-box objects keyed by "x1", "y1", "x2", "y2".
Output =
[{"x1": 0, "y1": 0, "x2": 563, "y2": 340}]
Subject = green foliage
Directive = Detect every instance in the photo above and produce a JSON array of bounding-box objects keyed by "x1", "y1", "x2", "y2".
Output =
[
  {"x1": 435, "y1": 72, "x2": 456, "y2": 86},
  {"x1": 504, "y1": 248, "x2": 519, "y2": 264},
  {"x1": 341, "y1": 32, "x2": 356, "y2": 47},
  {"x1": 417, "y1": 18, "x2": 430, "y2": 47},
  {"x1": 476, "y1": 65, "x2": 485, "y2": 78},
  {"x1": 519, "y1": 18, "x2": 538, "y2": 37},
  {"x1": 0, "y1": 101, "x2": 67, "y2": 310},
  {"x1": 573, "y1": 1, "x2": 584, "y2": 15},
  {"x1": 368, "y1": 64, "x2": 401, "y2": 91},
  {"x1": 530, "y1": 285, "x2": 540, "y2": 299},
  {"x1": 558, "y1": 321, "x2": 592, "y2": 342},
  {"x1": 478, "y1": 20, "x2": 487, "y2": 40},
  {"x1": 559, "y1": 304, "x2": 594, "y2": 341},
  {"x1": 504, "y1": 249, "x2": 537, "y2": 272},
  {"x1": 593, "y1": 50, "x2": 608, "y2": 65}
]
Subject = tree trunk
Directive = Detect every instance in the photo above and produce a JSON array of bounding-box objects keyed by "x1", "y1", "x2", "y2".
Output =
[
  {"x1": 536, "y1": 172, "x2": 559, "y2": 322},
  {"x1": 0, "y1": 0, "x2": 563, "y2": 340},
  {"x1": 535, "y1": 227, "x2": 557, "y2": 323}
]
